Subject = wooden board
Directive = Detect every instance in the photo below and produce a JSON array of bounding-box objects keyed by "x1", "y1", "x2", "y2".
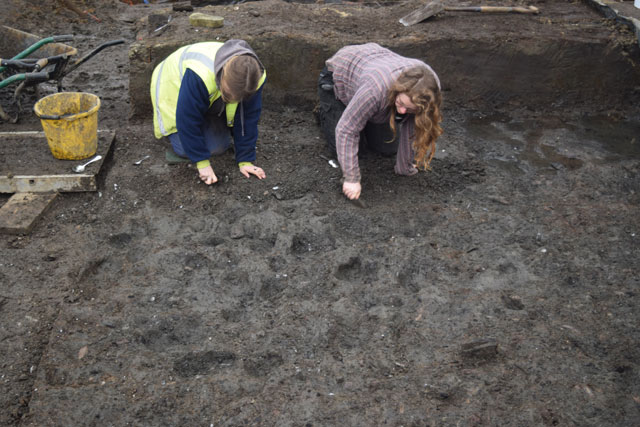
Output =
[
  {"x1": 0, "y1": 130, "x2": 115, "y2": 193},
  {"x1": 0, "y1": 192, "x2": 58, "y2": 234}
]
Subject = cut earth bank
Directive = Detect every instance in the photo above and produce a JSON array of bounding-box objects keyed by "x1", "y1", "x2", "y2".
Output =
[{"x1": 1, "y1": 0, "x2": 640, "y2": 426}]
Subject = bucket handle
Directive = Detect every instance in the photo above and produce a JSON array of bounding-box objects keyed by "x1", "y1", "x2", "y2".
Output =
[
  {"x1": 34, "y1": 94, "x2": 100, "y2": 120},
  {"x1": 36, "y1": 108, "x2": 97, "y2": 120},
  {"x1": 37, "y1": 113, "x2": 76, "y2": 120}
]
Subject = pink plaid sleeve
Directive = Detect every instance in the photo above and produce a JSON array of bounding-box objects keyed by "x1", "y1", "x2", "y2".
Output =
[{"x1": 336, "y1": 86, "x2": 380, "y2": 183}]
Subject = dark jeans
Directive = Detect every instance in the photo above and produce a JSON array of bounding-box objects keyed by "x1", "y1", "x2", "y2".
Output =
[{"x1": 316, "y1": 67, "x2": 398, "y2": 157}]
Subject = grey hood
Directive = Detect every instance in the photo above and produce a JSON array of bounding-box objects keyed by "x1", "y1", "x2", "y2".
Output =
[{"x1": 214, "y1": 39, "x2": 264, "y2": 90}]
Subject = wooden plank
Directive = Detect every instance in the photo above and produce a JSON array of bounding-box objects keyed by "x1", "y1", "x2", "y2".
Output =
[
  {"x1": 0, "y1": 192, "x2": 58, "y2": 234},
  {"x1": 0, "y1": 174, "x2": 96, "y2": 193}
]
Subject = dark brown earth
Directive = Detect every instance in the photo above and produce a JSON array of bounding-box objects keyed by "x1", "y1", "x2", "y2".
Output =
[{"x1": 1, "y1": 0, "x2": 640, "y2": 426}]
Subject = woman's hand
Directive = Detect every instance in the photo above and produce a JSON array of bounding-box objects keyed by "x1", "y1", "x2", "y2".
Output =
[
  {"x1": 239, "y1": 164, "x2": 266, "y2": 180},
  {"x1": 343, "y1": 181, "x2": 361, "y2": 200},
  {"x1": 394, "y1": 162, "x2": 418, "y2": 176},
  {"x1": 198, "y1": 165, "x2": 218, "y2": 185}
]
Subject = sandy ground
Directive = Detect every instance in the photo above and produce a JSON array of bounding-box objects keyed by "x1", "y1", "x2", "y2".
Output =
[{"x1": 1, "y1": 0, "x2": 640, "y2": 426}]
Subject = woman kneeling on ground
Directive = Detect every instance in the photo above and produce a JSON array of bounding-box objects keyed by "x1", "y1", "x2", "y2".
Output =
[
  {"x1": 317, "y1": 43, "x2": 443, "y2": 200},
  {"x1": 150, "y1": 39, "x2": 267, "y2": 185}
]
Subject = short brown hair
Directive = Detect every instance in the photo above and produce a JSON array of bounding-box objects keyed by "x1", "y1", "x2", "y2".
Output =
[{"x1": 220, "y1": 55, "x2": 262, "y2": 103}]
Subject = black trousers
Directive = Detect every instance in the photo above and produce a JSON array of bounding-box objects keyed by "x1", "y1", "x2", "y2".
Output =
[{"x1": 317, "y1": 67, "x2": 399, "y2": 157}]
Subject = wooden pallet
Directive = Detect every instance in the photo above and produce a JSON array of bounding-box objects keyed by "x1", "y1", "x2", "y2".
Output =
[
  {"x1": 0, "y1": 130, "x2": 115, "y2": 234},
  {"x1": 0, "y1": 130, "x2": 115, "y2": 193}
]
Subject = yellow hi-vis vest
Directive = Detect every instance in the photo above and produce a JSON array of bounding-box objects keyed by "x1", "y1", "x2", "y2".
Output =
[{"x1": 150, "y1": 42, "x2": 266, "y2": 139}]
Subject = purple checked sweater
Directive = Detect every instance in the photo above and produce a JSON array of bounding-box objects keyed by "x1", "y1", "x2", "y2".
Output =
[{"x1": 326, "y1": 43, "x2": 440, "y2": 183}]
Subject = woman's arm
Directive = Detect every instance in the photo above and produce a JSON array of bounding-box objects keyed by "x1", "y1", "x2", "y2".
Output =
[
  {"x1": 394, "y1": 118, "x2": 418, "y2": 176},
  {"x1": 335, "y1": 86, "x2": 380, "y2": 183},
  {"x1": 233, "y1": 85, "x2": 264, "y2": 164},
  {"x1": 175, "y1": 69, "x2": 213, "y2": 162}
]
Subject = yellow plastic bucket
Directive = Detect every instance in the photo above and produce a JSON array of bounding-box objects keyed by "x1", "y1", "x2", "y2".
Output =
[{"x1": 33, "y1": 92, "x2": 100, "y2": 160}]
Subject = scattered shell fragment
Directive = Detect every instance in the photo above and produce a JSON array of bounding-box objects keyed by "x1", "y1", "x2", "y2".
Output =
[{"x1": 78, "y1": 346, "x2": 88, "y2": 360}]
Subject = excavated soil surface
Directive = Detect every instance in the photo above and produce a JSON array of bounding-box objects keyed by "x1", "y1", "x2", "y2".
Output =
[{"x1": 1, "y1": 0, "x2": 640, "y2": 426}]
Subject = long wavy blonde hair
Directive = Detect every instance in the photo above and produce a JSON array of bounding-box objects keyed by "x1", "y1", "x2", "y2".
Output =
[{"x1": 387, "y1": 67, "x2": 443, "y2": 170}]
